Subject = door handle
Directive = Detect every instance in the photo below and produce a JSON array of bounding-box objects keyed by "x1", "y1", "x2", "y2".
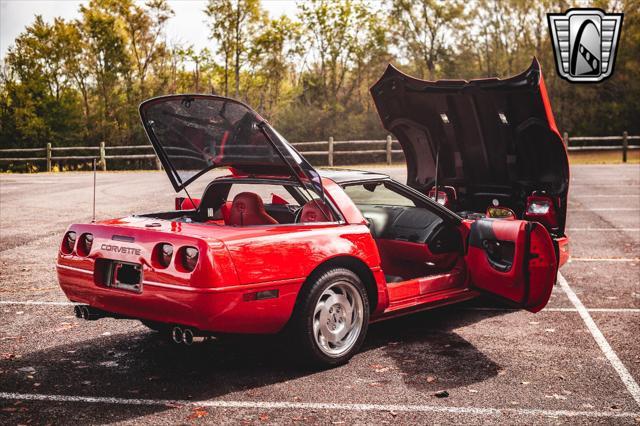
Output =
[{"x1": 482, "y1": 239, "x2": 513, "y2": 272}]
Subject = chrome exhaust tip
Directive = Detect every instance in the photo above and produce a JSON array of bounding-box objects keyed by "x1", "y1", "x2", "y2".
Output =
[
  {"x1": 182, "y1": 328, "x2": 194, "y2": 346},
  {"x1": 171, "y1": 326, "x2": 183, "y2": 344}
]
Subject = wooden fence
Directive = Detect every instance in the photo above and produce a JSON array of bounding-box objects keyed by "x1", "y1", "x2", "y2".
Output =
[{"x1": 1, "y1": 132, "x2": 638, "y2": 171}]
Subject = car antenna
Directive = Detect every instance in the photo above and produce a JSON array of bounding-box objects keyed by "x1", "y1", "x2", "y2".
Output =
[{"x1": 92, "y1": 158, "x2": 97, "y2": 223}]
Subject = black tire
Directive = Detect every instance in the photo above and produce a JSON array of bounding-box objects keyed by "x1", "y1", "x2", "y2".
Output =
[{"x1": 289, "y1": 267, "x2": 370, "y2": 367}]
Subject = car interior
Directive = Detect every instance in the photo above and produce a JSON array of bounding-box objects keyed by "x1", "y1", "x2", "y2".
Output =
[
  {"x1": 145, "y1": 180, "x2": 339, "y2": 226},
  {"x1": 144, "y1": 178, "x2": 464, "y2": 284},
  {"x1": 341, "y1": 181, "x2": 463, "y2": 282}
]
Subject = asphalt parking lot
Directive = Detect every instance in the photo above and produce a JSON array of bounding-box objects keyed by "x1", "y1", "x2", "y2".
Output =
[{"x1": 0, "y1": 164, "x2": 638, "y2": 424}]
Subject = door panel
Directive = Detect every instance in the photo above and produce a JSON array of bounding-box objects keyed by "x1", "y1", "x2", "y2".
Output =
[{"x1": 466, "y1": 219, "x2": 557, "y2": 312}]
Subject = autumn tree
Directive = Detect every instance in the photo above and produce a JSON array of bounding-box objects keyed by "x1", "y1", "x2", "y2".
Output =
[
  {"x1": 298, "y1": 0, "x2": 387, "y2": 111},
  {"x1": 390, "y1": 0, "x2": 466, "y2": 80},
  {"x1": 2, "y1": 16, "x2": 83, "y2": 148},
  {"x1": 115, "y1": 0, "x2": 174, "y2": 99},
  {"x1": 79, "y1": 0, "x2": 131, "y2": 143},
  {"x1": 205, "y1": 0, "x2": 262, "y2": 98},
  {"x1": 1, "y1": 0, "x2": 639, "y2": 163},
  {"x1": 248, "y1": 15, "x2": 301, "y2": 113}
]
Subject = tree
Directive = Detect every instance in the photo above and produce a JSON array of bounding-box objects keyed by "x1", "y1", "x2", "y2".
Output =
[
  {"x1": 298, "y1": 0, "x2": 385, "y2": 110},
  {"x1": 205, "y1": 0, "x2": 262, "y2": 99},
  {"x1": 79, "y1": 0, "x2": 131, "y2": 143},
  {"x1": 248, "y1": 15, "x2": 301, "y2": 113},
  {"x1": 177, "y1": 46, "x2": 216, "y2": 93},
  {"x1": 2, "y1": 16, "x2": 83, "y2": 149},
  {"x1": 389, "y1": 0, "x2": 466, "y2": 80},
  {"x1": 116, "y1": 0, "x2": 173, "y2": 98}
]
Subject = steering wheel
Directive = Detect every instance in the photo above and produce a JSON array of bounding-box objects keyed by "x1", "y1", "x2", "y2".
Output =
[{"x1": 293, "y1": 205, "x2": 304, "y2": 223}]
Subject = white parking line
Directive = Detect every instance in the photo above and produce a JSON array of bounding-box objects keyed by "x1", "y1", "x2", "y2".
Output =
[
  {"x1": 566, "y1": 228, "x2": 640, "y2": 232},
  {"x1": 558, "y1": 273, "x2": 640, "y2": 408},
  {"x1": 569, "y1": 258, "x2": 639, "y2": 262},
  {"x1": 462, "y1": 307, "x2": 640, "y2": 313},
  {"x1": 571, "y1": 208, "x2": 640, "y2": 211},
  {"x1": 0, "y1": 392, "x2": 637, "y2": 418},
  {"x1": 569, "y1": 185, "x2": 640, "y2": 188}
]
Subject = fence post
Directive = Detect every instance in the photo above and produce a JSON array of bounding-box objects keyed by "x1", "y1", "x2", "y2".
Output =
[
  {"x1": 328, "y1": 136, "x2": 334, "y2": 167},
  {"x1": 386, "y1": 135, "x2": 393, "y2": 165},
  {"x1": 563, "y1": 132, "x2": 569, "y2": 147},
  {"x1": 622, "y1": 131, "x2": 628, "y2": 163},
  {"x1": 155, "y1": 156, "x2": 162, "y2": 170},
  {"x1": 46, "y1": 143, "x2": 52, "y2": 172},
  {"x1": 99, "y1": 141, "x2": 107, "y2": 171}
]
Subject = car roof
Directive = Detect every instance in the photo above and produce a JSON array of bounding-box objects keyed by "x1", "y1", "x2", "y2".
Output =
[{"x1": 318, "y1": 168, "x2": 390, "y2": 184}]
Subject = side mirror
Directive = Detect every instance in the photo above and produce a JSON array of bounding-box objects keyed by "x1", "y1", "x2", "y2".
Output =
[{"x1": 486, "y1": 206, "x2": 516, "y2": 220}]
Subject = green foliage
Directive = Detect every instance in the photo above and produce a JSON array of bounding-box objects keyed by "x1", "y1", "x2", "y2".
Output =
[{"x1": 1, "y1": 0, "x2": 638, "y2": 160}]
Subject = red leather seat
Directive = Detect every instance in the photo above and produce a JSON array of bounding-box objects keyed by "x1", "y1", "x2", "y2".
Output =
[
  {"x1": 227, "y1": 192, "x2": 278, "y2": 226},
  {"x1": 299, "y1": 200, "x2": 334, "y2": 223}
]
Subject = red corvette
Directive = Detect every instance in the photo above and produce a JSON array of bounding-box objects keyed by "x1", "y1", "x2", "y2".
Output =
[{"x1": 57, "y1": 59, "x2": 569, "y2": 366}]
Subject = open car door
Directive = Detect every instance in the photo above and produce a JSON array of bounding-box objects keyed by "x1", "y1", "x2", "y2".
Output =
[{"x1": 466, "y1": 219, "x2": 557, "y2": 312}]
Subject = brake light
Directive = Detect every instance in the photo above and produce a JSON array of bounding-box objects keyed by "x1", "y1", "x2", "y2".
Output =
[
  {"x1": 156, "y1": 243, "x2": 173, "y2": 268},
  {"x1": 524, "y1": 195, "x2": 558, "y2": 229},
  {"x1": 527, "y1": 200, "x2": 551, "y2": 214},
  {"x1": 181, "y1": 246, "x2": 199, "y2": 272},
  {"x1": 62, "y1": 231, "x2": 76, "y2": 254},
  {"x1": 428, "y1": 190, "x2": 448, "y2": 206},
  {"x1": 77, "y1": 233, "x2": 93, "y2": 256},
  {"x1": 427, "y1": 186, "x2": 456, "y2": 208}
]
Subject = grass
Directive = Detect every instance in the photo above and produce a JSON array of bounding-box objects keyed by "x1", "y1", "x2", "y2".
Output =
[{"x1": 568, "y1": 149, "x2": 639, "y2": 164}]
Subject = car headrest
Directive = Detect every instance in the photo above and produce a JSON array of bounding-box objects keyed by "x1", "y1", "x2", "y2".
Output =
[
  {"x1": 300, "y1": 200, "x2": 334, "y2": 223},
  {"x1": 228, "y1": 192, "x2": 278, "y2": 226}
]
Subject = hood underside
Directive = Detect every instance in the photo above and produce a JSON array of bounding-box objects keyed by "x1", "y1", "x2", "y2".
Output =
[{"x1": 370, "y1": 58, "x2": 569, "y2": 210}]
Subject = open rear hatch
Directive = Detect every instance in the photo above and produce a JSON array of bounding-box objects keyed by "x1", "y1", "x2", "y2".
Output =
[
  {"x1": 139, "y1": 95, "x2": 323, "y2": 198},
  {"x1": 370, "y1": 58, "x2": 569, "y2": 234}
]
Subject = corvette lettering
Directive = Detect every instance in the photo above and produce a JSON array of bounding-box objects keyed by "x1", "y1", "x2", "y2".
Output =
[{"x1": 100, "y1": 244, "x2": 141, "y2": 256}]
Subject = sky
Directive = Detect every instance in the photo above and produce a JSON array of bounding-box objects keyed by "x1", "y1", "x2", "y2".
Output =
[{"x1": 0, "y1": 0, "x2": 299, "y2": 59}]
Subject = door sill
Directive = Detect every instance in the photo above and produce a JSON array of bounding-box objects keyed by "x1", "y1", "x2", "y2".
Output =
[{"x1": 374, "y1": 288, "x2": 479, "y2": 322}]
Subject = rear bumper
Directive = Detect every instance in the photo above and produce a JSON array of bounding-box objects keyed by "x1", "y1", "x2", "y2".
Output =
[{"x1": 57, "y1": 264, "x2": 302, "y2": 334}]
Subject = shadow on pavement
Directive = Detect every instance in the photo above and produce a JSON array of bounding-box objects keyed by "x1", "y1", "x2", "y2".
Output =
[{"x1": 0, "y1": 300, "x2": 509, "y2": 424}]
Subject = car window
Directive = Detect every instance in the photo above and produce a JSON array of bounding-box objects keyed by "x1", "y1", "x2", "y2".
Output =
[
  {"x1": 343, "y1": 182, "x2": 417, "y2": 207},
  {"x1": 227, "y1": 184, "x2": 299, "y2": 206}
]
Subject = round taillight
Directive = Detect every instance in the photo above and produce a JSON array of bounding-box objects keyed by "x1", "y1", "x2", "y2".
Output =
[
  {"x1": 157, "y1": 243, "x2": 173, "y2": 268},
  {"x1": 181, "y1": 247, "x2": 199, "y2": 272},
  {"x1": 78, "y1": 233, "x2": 93, "y2": 256},
  {"x1": 62, "y1": 231, "x2": 77, "y2": 254}
]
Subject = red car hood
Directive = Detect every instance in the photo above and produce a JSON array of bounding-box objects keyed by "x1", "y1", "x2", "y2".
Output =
[{"x1": 370, "y1": 58, "x2": 569, "y2": 227}]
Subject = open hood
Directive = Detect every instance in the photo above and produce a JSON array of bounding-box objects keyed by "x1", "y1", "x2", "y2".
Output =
[
  {"x1": 139, "y1": 95, "x2": 323, "y2": 197},
  {"x1": 370, "y1": 58, "x2": 569, "y2": 230}
]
